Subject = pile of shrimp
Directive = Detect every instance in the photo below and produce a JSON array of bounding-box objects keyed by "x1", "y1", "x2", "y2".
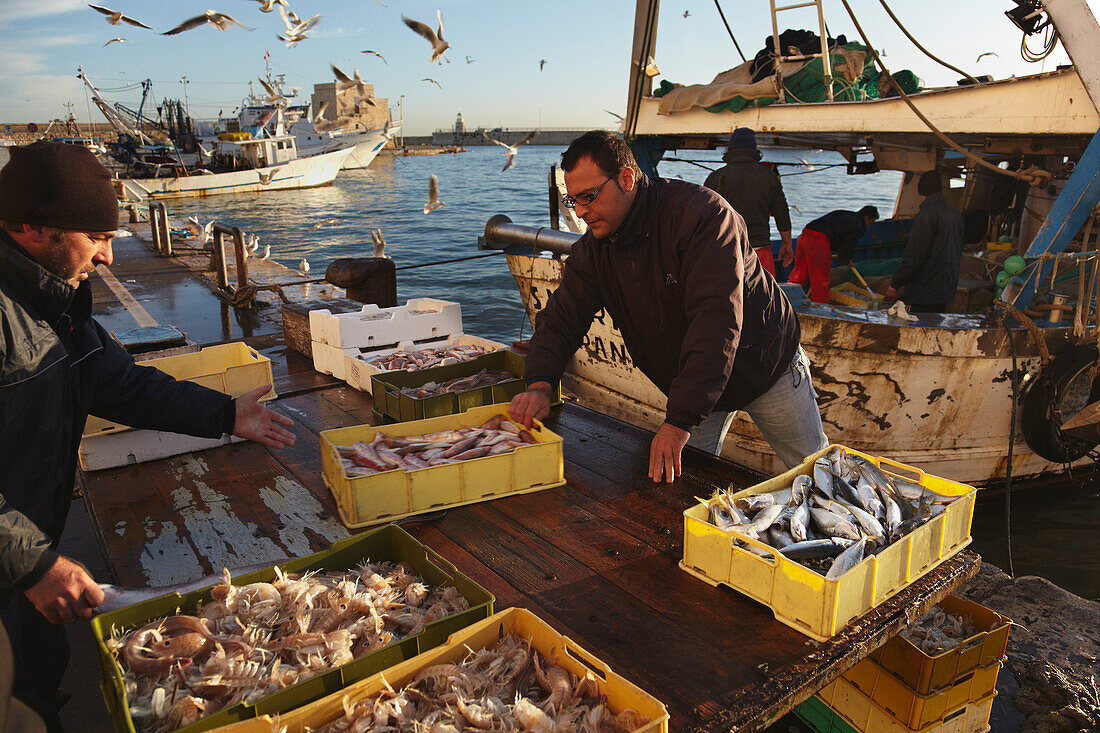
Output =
[
  {"x1": 106, "y1": 560, "x2": 469, "y2": 732},
  {"x1": 900, "y1": 605, "x2": 979, "y2": 655},
  {"x1": 295, "y1": 633, "x2": 649, "y2": 733}
]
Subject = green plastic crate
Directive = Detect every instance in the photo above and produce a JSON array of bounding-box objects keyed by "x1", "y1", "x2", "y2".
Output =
[
  {"x1": 796, "y1": 695, "x2": 860, "y2": 733},
  {"x1": 371, "y1": 349, "x2": 560, "y2": 422},
  {"x1": 92, "y1": 524, "x2": 495, "y2": 733}
]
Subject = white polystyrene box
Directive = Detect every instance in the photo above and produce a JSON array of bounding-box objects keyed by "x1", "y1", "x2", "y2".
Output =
[{"x1": 308, "y1": 298, "x2": 462, "y2": 349}]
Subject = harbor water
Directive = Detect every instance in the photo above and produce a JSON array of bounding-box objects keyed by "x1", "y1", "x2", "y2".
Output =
[{"x1": 1, "y1": 144, "x2": 1096, "y2": 600}]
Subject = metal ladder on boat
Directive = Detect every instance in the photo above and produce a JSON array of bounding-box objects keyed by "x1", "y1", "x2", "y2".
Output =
[{"x1": 769, "y1": 0, "x2": 834, "y2": 102}]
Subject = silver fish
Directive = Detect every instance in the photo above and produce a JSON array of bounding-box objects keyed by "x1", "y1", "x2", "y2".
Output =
[
  {"x1": 882, "y1": 492, "x2": 903, "y2": 536},
  {"x1": 769, "y1": 527, "x2": 795, "y2": 549},
  {"x1": 809, "y1": 507, "x2": 862, "y2": 541},
  {"x1": 813, "y1": 458, "x2": 835, "y2": 500},
  {"x1": 751, "y1": 503, "x2": 785, "y2": 533},
  {"x1": 790, "y1": 501, "x2": 811, "y2": 542},
  {"x1": 708, "y1": 499, "x2": 739, "y2": 532},
  {"x1": 780, "y1": 537, "x2": 855, "y2": 560},
  {"x1": 830, "y1": 471, "x2": 864, "y2": 507},
  {"x1": 839, "y1": 500, "x2": 886, "y2": 541},
  {"x1": 791, "y1": 474, "x2": 813, "y2": 505},
  {"x1": 736, "y1": 493, "x2": 776, "y2": 513},
  {"x1": 826, "y1": 537, "x2": 867, "y2": 580}
]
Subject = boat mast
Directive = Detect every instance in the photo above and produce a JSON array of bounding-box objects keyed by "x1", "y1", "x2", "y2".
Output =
[{"x1": 624, "y1": 0, "x2": 659, "y2": 139}]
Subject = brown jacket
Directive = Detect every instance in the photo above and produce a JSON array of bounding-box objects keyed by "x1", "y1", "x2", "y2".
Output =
[{"x1": 524, "y1": 175, "x2": 800, "y2": 430}]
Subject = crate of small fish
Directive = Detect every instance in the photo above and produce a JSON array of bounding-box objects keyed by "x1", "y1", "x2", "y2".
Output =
[
  {"x1": 344, "y1": 334, "x2": 507, "y2": 394},
  {"x1": 212, "y1": 607, "x2": 670, "y2": 733},
  {"x1": 92, "y1": 524, "x2": 494, "y2": 733},
  {"x1": 309, "y1": 298, "x2": 462, "y2": 350},
  {"x1": 321, "y1": 404, "x2": 566, "y2": 529},
  {"x1": 680, "y1": 445, "x2": 977, "y2": 641},
  {"x1": 370, "y1": 349, "x2": 560, "y2": 423},
  {"x1": 816, "y1": 674, "x2": 996, "y2": 733},
  {"x1": 870, "y1": 594, "x2": 1011, "y2": 695}
]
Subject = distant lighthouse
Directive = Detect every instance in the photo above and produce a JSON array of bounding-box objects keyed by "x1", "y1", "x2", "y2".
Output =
[{"x1": 454, "y1": 111, "x2": 466, "y2": 135}]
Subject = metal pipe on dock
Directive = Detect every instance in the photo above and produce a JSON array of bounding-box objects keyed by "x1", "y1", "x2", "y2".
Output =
[{"x1": 482, "y1": 215, "x2": 579, "y2": 256}]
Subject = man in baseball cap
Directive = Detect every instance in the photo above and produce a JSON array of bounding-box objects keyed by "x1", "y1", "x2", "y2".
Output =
[{"x1": 0, "y1": 142, "x2": 295, "y2": 730}]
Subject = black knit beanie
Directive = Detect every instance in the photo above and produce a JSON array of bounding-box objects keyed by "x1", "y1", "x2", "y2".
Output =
[
  {"x1": 0, "y1": 142, "x2": 119, "y2": 231},
  {"x1": 917, "y1": 170, "x2": 942, "y2": 196}
]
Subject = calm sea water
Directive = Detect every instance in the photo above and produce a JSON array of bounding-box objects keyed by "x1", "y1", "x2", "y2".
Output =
[{"x1": 1, "y1": 145, "x2": 1095, "y2": 599}]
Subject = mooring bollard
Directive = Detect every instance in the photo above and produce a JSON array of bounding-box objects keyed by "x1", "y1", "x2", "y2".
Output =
[{"x1": 325, "y1": 257, "x2": 397, "y2": 307}]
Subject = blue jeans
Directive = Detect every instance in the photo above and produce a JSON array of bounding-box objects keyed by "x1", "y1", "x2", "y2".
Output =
[{"x1": 686, "y1": 346, "x2": 828, "y2": 469}]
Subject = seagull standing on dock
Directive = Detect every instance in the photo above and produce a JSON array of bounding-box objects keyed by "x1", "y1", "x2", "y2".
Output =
[
  {"x1": 372, "y1": 229, "x2": 388, "y2": 258},
  {"x1": 162, "y1": 10, "x2": 252, "y2": 35},
  {"x1": 402, "y1": 11, "x2": 450, "y2": 63},
  {"x1": 483, "y1": 130, "x2": 538, "y2": 172},
  {"x1": 424, "y1": 174, "x2": 445, "y2": 214},
  {"x1": 298, "y1": 258, "x2": 310, "y2": 275},
  {"x1": 261, "y1": 244, "x2": 271, "y2": 259},
  {"x1": 87, "y1": 4, "x2": 153, "y2": 29}
]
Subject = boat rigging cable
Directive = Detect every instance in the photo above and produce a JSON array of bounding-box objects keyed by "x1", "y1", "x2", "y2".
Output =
[
  {"x1": 836, "y1": 0, "x2": 1052, "y2": 187},
  {"x1": 711, "y1": 1, "x2": 747, "y2": 63},
  {"x1": 874, "y1": 0, "x2": 979, "y2": 84}
]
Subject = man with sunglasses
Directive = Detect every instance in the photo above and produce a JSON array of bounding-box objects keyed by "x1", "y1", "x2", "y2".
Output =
[{"x1": 509, "y1": 131, "x2": 827, "y2": 483}]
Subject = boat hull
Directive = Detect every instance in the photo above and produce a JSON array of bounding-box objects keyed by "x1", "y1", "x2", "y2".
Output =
[
  {"x1": 292, "y1": 124, "x2": 394, "y2": 170},
  {"x1": 506, "y1": 251, "x2": 1082, "y2": 486},
  {"x1": 119, "y1": 147, "x2": 353, "y2": 200}
]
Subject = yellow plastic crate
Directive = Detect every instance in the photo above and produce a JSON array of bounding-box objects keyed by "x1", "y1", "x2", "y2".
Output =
[
  {"x1": 842, "y1": 655, "x2": 1002, "y2": 729},
  {"x1": 83, "y1": 342, "x2": 275, "y2": 436},
  {"x1": 870, "y1": 594, "x2": 1011, "y2": 694},
  {"x1": 214, "y1": 607, "x2": 669, "y2": 733},
  {"x1": 831, "y1": 281, "x2": 880, "y2": 309},
  {"x1": 321, "y1": 404, "x2": 566, "y2": 529},
  {"x1": 680, "y1": 444, "x2": 977, "y2": 641},
  {"x1": 818, "y1": 675, "x2": 995, "y2": 733}
]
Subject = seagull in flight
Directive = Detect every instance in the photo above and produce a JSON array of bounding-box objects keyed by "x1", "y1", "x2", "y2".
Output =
[
  {"x1": 252, "y1": 0, "x2": 288, "y2": 12},
  {"x1": 424, "y1": 175, "x2": 445, "y2": 214},
  {"x1": 683, "y1": 10, "x2": 691, "y2": 18},
  {"x1": 538, "y1": 59, "x2": 547, "y2": 71},
  {"x1": 103, "y1": 37, "x2": 131, "y2": 46},
  {"x1": 361, "y1": 50, "x2": 387, "y2": 64},
  {"x1": 465, "y1": 55, "x2": 475, "y2": 64},
  {"x1": 976, "y1": 51, "x2": 999, "y2": 63},
  {"x1": 308, "y1": 218, "x2": 337, "y2": 231},
  {"x1": 331, "y1": 64, "x2": 370, "y2": 97},
  {"x1": 483, "y1": 130, "x2": 538, "y2": 172},
  {"x1": 402, "y1": 11, "x2": 450, "y2": 63},
  {"x1": 277, "y1": 5, "x2": 320, "y2": 45},
  {"x1": 372, "y1": 229, "x2": 388, "y2": 258},
  {"x1": 163, "y1": 10, "x2": 252, "y2": 35},
  {"x1": 88, "y1": 5, "x2": 152, "y2": 29},
  {"x1": 422, "y1": 78, "x2": 442, "y2": 90},
  {"x1": 604, "y1": 109, "x2": 625, "y2": 122},
  {"x1": 257, "y1": 167, "x2": 281, "y2": 184},
  {"x1": 380, "y1": 119, "x2": 399, "y2": 141},
  {"x1": 257, "y1": 76, "x2": 287, "y2": 103}
]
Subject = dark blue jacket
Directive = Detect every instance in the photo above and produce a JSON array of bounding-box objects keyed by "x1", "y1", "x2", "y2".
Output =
[
  {"x1": 892, "y1": 192, "x2": 964, "y2": 306},
  {"x1": 0, "y1": 231, "x2": 234, "y2": 601},
  {"x1": 805, "y1": 210, "x2": 867, "y2": 265}
]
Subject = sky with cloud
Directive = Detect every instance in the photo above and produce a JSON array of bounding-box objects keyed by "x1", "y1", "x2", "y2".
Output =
[{"x1": 0, "y1": 0, "x2": 1094, "y2": 136}]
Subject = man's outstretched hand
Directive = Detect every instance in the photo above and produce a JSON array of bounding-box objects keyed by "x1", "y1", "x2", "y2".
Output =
[
  {"x1": 649, "y1": 422, "x2": 690, "y2": 483},
  {"x1": 234, "y1": 385, "x2": 296, "y2": 449},
  {"x1": 508, "y1": 382, "x2": 553, "y2": 427},
  {"x1": 26, "y1": 555, "x2": 104, "y2": 624}
]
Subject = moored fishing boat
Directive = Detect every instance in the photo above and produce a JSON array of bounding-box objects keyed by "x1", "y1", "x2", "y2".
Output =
[{"x1": 483, "y1": 0, "x2": 1100, "y2": 487}]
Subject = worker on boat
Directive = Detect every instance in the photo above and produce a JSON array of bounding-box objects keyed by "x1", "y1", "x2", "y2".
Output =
[
  {"x1": 703, "y1": 128, "x2": 793, "y2": 277},
  {"x1": 886, "y1": 171, "x2": 963, "y2": 314},
  {"x1": 509, "y1": 130, "x2": 828, "y2": 483},
  {"x1": 0, "y1": 142, "x2": 297, "y2": 731},
  {"x1": 788, "y1": 205, "x2": 879, "y2": 303}
]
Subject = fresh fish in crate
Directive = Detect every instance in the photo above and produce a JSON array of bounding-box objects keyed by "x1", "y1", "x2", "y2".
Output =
[
  {"x1": 337, "y1": 414, "x2": 538, "y2": 477},
  {"x1": 106, "y1": 561, "x2": 471, "y2": 733},
  {"x1": 312, "y1": 632, "x2": 650, "y2": 733},
  {"x1": 400, "y1": 368, "x2": 515, "y2": 398},
  {"x1": 900, "y1": 605, "x2": 979, "y2": 654},
  {"x1": 704, "y1": 447, "x2": 961, "y2": 579},
  {"x1": 363, "y1": 343, "x2": 496, "y2": 371}
]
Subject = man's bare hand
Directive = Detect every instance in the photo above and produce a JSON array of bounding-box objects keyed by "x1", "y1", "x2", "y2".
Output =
[
  {"x1": 25, "y1": 556, "x2": 104, "y2": 624},
  {"x1": 508, "y1": 382, "x2": 553, "y2": 427},
  {"x1": 886, "y1": 285, "x2": 898, "y2": 299},
  {"x1": 234, "y1": 385, "x2": 296, "y2": 449},
  {"x1": 778, "y1": 242, "x2": 794, "y2": 268},
  {"x1": 649, "y1": 422, "x2": 691, "y2": 483}
]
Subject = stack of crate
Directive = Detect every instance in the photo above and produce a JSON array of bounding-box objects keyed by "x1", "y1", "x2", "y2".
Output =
[{"x1": 797, "y1": 594, "x2": 1011, "y2": 733}]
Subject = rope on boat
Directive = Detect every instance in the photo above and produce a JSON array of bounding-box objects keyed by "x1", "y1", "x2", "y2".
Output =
[
  {"x1": 875, "y1": 0, "x2": 979, "y2": 84},
  {"x1": 712, "y1": 1, "x2": 747, "y2": 63},
  {"x1": 837, "y1": 0, "x2": 1053, "y2": 187}
]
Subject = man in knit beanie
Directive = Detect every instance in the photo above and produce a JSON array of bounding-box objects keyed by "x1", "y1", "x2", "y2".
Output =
[{"x1": 0, "y1": 142, "x2": 296, "y2": 730}]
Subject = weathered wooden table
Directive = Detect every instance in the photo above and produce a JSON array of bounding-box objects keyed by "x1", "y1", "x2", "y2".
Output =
[{"x1": 81, "y1": 334, "x2": 979, "y2": 731}]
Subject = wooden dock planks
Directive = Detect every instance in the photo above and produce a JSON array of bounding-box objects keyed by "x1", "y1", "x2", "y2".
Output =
[{"x1": 80, "y1": 335, "x2": 979, "y2": 731}]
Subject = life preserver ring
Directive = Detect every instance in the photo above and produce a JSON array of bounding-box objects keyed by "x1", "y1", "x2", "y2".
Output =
[{"x1": 1020, "y1": 345, "x2": 1100, "y2": 463}]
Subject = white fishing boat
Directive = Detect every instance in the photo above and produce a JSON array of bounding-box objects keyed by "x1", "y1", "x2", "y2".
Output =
[
  {"x1": 289, "y1": 119, "x2": 397, "y2": 170},
  {"x1": 482, "y1": 0, "x2": 1100, "y2": 487}
]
